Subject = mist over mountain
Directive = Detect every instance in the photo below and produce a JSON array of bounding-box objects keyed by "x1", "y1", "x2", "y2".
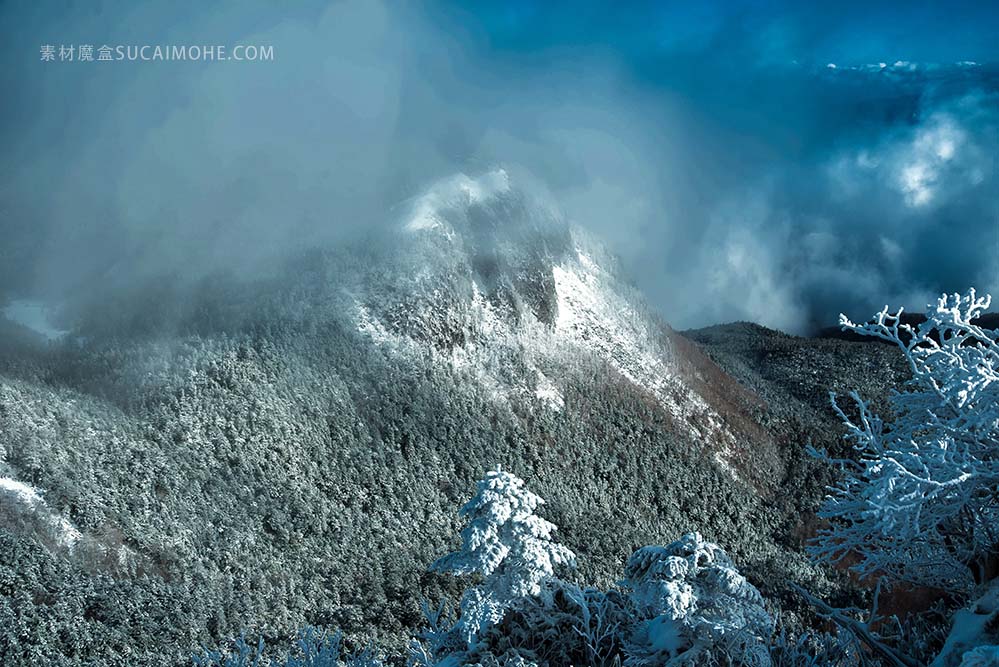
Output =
[{"x1": 1, "y1": 1, "x2": 996, "y2": 334}]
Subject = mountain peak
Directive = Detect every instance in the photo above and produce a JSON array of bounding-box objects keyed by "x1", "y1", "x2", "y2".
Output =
[
  {"x1": 404, "y1": 170, "x2": 513, "y2": 236},
  {"x1": 353, "y1": 171, "x2": 775, "y2": 483}
]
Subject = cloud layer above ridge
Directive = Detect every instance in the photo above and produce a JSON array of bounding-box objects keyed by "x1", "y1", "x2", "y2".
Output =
[{"x1": 1, "y1": 0, "x2": 997, "y2": 334}]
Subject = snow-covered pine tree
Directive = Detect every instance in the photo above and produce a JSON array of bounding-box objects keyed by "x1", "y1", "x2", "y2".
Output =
[
  {"x1": 430, "y1": 466, "x2": 577, "y2": 643},
  {"x1": 621, "y1": 532, "x2": 774, "y2": 667},
  {"x1": 810, "y1": 289, "x2": 999, "y2": 594}
]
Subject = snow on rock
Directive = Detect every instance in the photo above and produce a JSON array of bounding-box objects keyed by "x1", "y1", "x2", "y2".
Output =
[
  {"x1": 622, "y1": 532, "x2": 774, "y2": 667},
  {"x1": 960, "y1": 646, "x2": 999, "y2": 667},
  {"x1": 405, "y1": 170, "x2": 511, "y2": 235},
  {"x1": 355, "y1": 302, "x2": 409, "y2": 351},
  {"x1": 551, "y1": 246, "x2": 742, "y2": 475},
  {"x1": 0, "y1": 476, "x2": 82, "y2": 548},
  {"x1": 931, "y1": 579, "x2": 999, "y2": 667},
  {"x1": 551, "y1": 251, "x2": 682, "y2": 407},
  {"x1": 533, "y1": 370, "x2": 564, "y2": 411}
]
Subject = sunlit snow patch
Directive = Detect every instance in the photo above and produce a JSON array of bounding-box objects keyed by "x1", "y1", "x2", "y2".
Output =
[
  {"x1": 405, "y1": 170, "x2": 511, "y2": 233},
  {"x1": 552, "y1": 247, "x2": 743, "y2": 479},
  {"x1": 0, "y1": 476, "x2": 82, "y2": 548},
  {"x1": 534, "y1": 371, "x2": 564, "y2": 411}
]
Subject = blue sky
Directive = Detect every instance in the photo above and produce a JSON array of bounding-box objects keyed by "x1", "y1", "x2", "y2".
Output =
[
  {"x1": 458, "y1": 1, "x2": 999, "y2": 63},
  {"x1": 1, "y1": 1, "x2": 997, "y2": 332}
]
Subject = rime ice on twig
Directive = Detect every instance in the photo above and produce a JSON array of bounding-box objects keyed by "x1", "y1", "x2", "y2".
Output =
[{"x1": 810, "y1": 289, "x2": 999, "y2": 593}]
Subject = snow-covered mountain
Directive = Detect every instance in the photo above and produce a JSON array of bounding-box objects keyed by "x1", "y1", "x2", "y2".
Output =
[
  {"x1": 0, "y1": 171, "x2": 900, "y2": 665},
  {"x1": 352, "y1": 171, "x2": 774, "y2": 482}
]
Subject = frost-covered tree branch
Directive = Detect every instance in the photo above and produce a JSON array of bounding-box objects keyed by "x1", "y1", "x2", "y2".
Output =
[
  {"x1": 791, "y1": 582, "x2": 917, "y2": 667},
  {"x1": 809, "y1": 289, "x2": 999, "y2": 593}
]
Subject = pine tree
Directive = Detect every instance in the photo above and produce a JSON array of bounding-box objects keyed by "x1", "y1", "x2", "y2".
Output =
[
  {"x1": 621, "y1": 532, "x2": 773, "y2": 667},
  {"x1": 431, "y1": 466, "x2": 576, "y2": 642}
]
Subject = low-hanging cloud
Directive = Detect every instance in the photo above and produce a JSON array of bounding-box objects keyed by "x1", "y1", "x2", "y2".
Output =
[
  {"x1": 655, "y1": 86, "x2": 999, "y2": 332},
  {"x1": 1, "y1": 0, "x2": 997, "y2": 336}
]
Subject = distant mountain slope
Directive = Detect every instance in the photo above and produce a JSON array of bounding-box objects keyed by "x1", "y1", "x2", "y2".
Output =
[
  {"x1": 815, "y1": 312, "x2": 999, "y2": 342},
  {"x1": 0, "y1": 173, "x2": 894, "y2": 665},
  {"x1": 682, "y1": 320, "x2": 910, "y2": 523}
]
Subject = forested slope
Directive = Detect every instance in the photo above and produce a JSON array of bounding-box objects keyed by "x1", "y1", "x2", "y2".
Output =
[{"x1": 0, "y1": 173, "x2": 904, "y2": 665}]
